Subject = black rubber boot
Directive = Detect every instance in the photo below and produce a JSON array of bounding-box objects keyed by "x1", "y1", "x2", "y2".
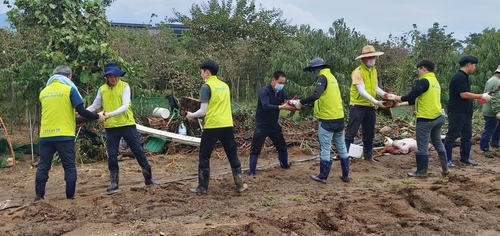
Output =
[
  {"x1": 33, "y1": 181, "x2": 46, "y2": 203},
  {"x1": 248, "y1": 155, "x2": 258, "y2": 176},
  {"x1": 190, "y1": 168, "x2": 210, "y2": 194},
  {"x1": 232, "y1": 167, "x2": 248, "y2": 193},
  {"x1": 459, "y1": 141, "x2": 477, "y2": 166},
  {"x1": 310, "y1": 160, "x2": 333, "y2": 184},
  {"x1": 407, "y1": 154, "x2": 428, "y2": 177},
  {"x1": 142, "y1": 167, "x2": 160, "y2": 185},
  {"x1": 107, "y1": 170, "x2": 119, "y2": 192},
  {"x1": 444, "y1": 143, "x2": 455, "y2": 167},
  {"x1": 363, "y1": 141, "x2": 375, "y2": 162},
  {"x1": 480, "y1": 136, "x2": 490, "y2": 152},
  {"x1": 438, "y1": 151, "x2": 449, "y2": 177},
  {"x1": 278, "y1": 151, "x2": 290, "y2": 169},
  {"x1": 66, "y1": 181, "x2": 76, "y2": 199},
  {"x1": 340, "y1": 158, "x2": 350, "y2": 182}
]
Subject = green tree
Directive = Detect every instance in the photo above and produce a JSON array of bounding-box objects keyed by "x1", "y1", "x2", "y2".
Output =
[
  {"x1": 3, "y1": 0, "x2": 118, "y2": 125},
  {"x1": 169, "y1": 0, "x2": 292, "y2": 102}
]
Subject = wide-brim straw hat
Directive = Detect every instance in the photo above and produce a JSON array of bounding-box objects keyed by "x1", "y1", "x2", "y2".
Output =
[{"x1": 355, "y1": 45, "x2": 384, "y2": 60}]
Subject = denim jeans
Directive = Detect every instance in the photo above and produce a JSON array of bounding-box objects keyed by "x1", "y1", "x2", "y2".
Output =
[
  {"x1": 416, "y1": 115, "x2": 446, "y2": 155},
  {"x1": 481, "y1": 115, "x2": 500, "y2": 150},
  {"x1": 318, "y1": 121, "x2": 348, "y2": 161}
]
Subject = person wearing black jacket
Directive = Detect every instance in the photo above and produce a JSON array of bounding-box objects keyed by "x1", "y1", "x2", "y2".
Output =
[{"x1": 248, "y1": 71, "x2": 295, "y2": 176}]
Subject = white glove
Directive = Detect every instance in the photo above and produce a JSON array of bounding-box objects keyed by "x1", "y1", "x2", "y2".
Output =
[
  {"x1": 295, "y1": 100, "x2": 302, "y2": 110},
  {"x1": 482, "y1": 93, "x2": 492, "y2": 101},
  {"x1": 386, "y1": 93, "x2": 396, "y2": 100},
  {"x1": 375, "y1": 101, "x2": 386, "y2": 108},
  {"x1": 186, "y1": 111, "x2": 195, "y2": 121}
]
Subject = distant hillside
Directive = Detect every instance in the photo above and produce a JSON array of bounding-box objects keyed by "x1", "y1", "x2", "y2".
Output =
[{"x1": 0, "y1": 13, "x2": 9, "y2": 28}]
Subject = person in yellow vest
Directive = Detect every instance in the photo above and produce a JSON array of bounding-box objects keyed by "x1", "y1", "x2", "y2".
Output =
[
  {"x1": 35, "y1": 65, "x2": 104, "y2": 202},
  {"x1": 345, "y1": 45, "x2": 395, "y2": 162},
  {"x1": 394, "y1": 60, "x2": 449, "y2": 177},
  {"x1": 87, "y1": 63, "x2": 159, "y2": 192},
  {"x1": 294, "y1": 58, "x2": 350, "y2": 183},
  {"x1": 186, "y1": 59, "x2": 248, "y2": 194}
]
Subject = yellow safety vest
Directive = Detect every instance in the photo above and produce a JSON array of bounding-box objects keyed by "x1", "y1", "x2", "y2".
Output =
[
  {"x1": 314, "y1": 68, "x2": 344, "y2": 120},
  {"x1": 100, "y1": 80, "x2": 135, "y2": 128},
  {"x1": 350, "y1": 64, "x2": 377, "y2": 106},
  {"x1": 204, "y1": 76, "x2": 233, "y2": 129},
  {"x1": 416, "y1": 72, "x2": 442, "y2": 119},
  {"x1": 39, "y1": 81, "x2": 76, "y2": 138}
]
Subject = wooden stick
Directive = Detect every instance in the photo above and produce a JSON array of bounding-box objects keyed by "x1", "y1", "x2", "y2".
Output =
[{"x1": 0, "y1": 117, "x2": 16, "y2": 166}]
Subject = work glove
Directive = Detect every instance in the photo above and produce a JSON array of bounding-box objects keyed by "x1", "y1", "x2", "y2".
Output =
[
  {"x1": 186, "y1": 111, "x2": 195, "y2": 121},
  {"x1": 482, "y1": 93, "x2": 493, "y2": 101},
  {"x1": 383, "y1": 93, "x2": 396, "y2": 100},
  {"x1": 375, "y1": 101, "x2": 386, "y2": 109},
  {"x1": 295, "y1": 100, "x2": 302, "y2": 110},
  {"x1": 496, "y1": 112, "x2": 500, "y2": 121}
]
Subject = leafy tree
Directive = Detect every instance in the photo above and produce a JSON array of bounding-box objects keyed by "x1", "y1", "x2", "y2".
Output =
[
  {"x1": 463, "y1": 28, "x2": 500, "y2": 94},
  {"x1": 3, "y1": 0, "x2": 118, "y2": 125},
  {"x1": 169, "y1": 0, "x2": 292, "y2": 102}
]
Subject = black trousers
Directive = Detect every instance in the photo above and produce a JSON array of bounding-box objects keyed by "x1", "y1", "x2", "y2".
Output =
[
  {"x1": 36, "y1": 140, "x2": 76, "y2": 183},
  {"x1": 250, "y1": 125, "x2": 287, "y2": 156},
  {"x1": 105, "y1": 125, "x2": 151, "y2": 171},
  {"x1": 444, "y1": 111, "x2": 472, "y2": 145},
  {"x1": 345, "y1": 105, "x2": 376, "y2": 143},
  {"x1": 199, "y1": 127, "x2": 241, "y2": 169}
]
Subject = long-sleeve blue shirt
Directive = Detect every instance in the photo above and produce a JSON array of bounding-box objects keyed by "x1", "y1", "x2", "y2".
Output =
[{"x1": 254, "y1": 83, "x2": 290, "y2": 128}]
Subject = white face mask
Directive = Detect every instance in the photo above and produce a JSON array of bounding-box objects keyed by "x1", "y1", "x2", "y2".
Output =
[{"x1": 366, "y1": 58, "x2": 376, "y2": 67}]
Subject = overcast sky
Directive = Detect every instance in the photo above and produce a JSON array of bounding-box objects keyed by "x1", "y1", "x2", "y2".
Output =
[{"x1": 1, "y1": 0, "x2": 499, "y2": 41}]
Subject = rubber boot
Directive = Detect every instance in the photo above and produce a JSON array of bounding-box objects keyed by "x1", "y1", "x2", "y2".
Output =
[
  {"x1": 66, "y1": 181, "x2": 76, "y2": 200},
  {"x1": 278, "y1": 151, "x2": 289, "y2": 169},
  {"x1": 190, "y1": 168, "x2": 210, "y2": 194},
  {"x1": 310, "y1": 160, "x2": 333, "y2": 184},
  {"x1": 407, "y1": 154, "x2": 428, "y2": 177},
  {"x1": 248, "y1": 155, "x2": 258, "y2": 176},
  {"x1": 480, "y1": 137, "x2": 490, "y2": 152},
  {"x1": 340, "y1": 158, "x2": 350, "y2": 182},
  {"x1": 459, "y1": 141, "x2": 477, "y2": 166},
  {"x1": 444, "y1": 143, "x2": 455, "y2": 167},
  {"x1": 33, "y1": 181, "x2": 46, "y2": 203},
  {"x1": 438, "y1": 151, "x2": 449, "y2": 177},
  {"x1": 107, "y1": 170, "x2": 119, "y2": 192},
  {"x1": 232, "y1": 167, "x2": 248, "y2": 193},
  {"x1": 142, "y1": 167, "x2": 160, "y2": 185},
  {"x1": 363, "y1": 140, "x2": 375, "y2": 162}
]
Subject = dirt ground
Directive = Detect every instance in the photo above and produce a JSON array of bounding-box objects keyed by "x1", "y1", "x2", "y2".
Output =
[{"x1": 1, "y1": 126, "x2": 500, "y2": 236}]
